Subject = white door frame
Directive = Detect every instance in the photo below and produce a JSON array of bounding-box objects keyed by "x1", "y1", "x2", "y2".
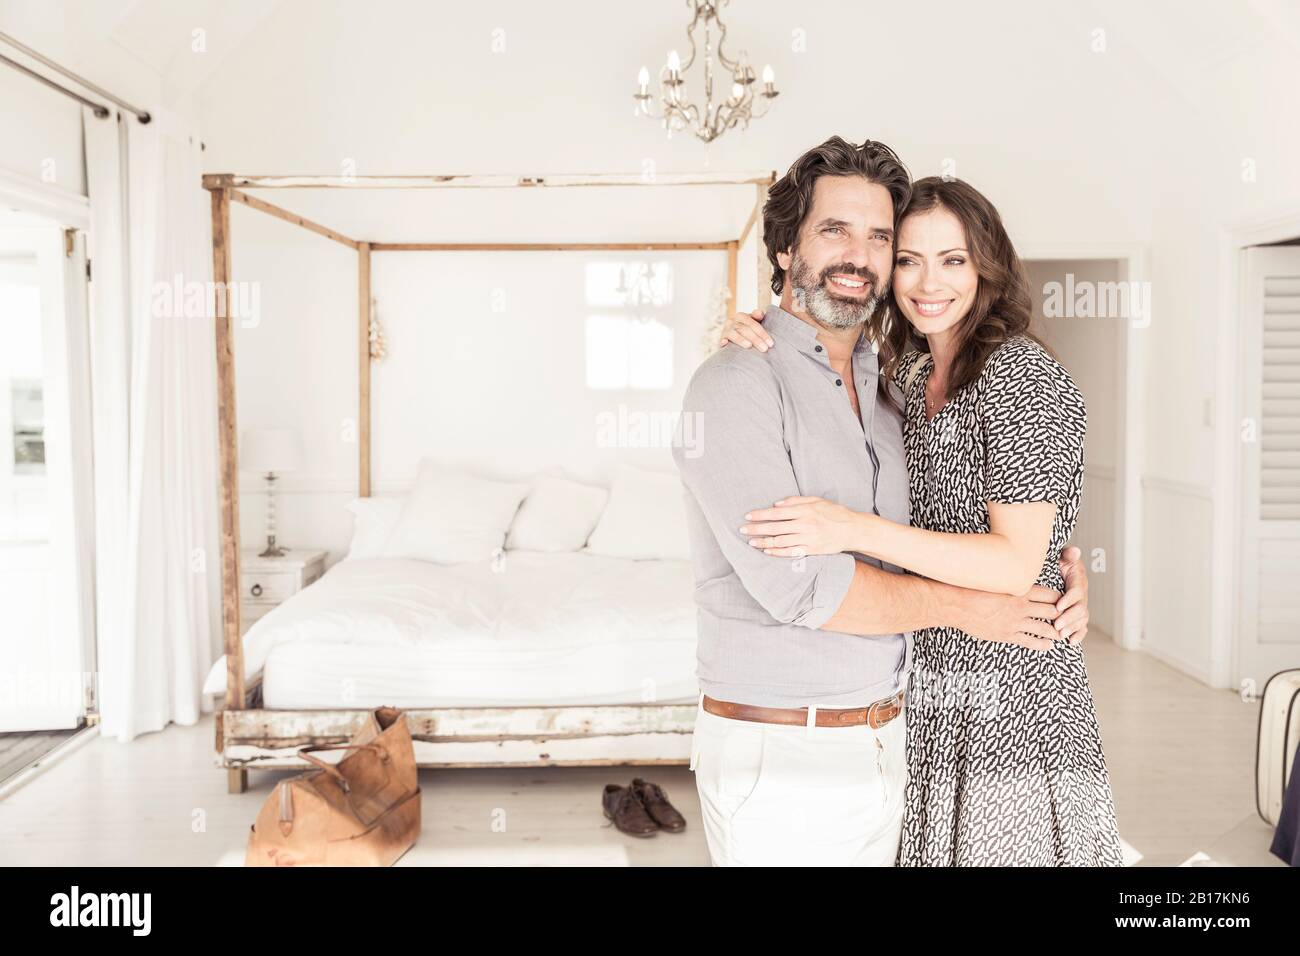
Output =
[
  {"x1": 1021, "y1": 241, "x2": 1148, "y2": 652},
  {"x1": 1218, "y1": 207, "x2": 1300, "y2": 692},
  {"x1": 0, "y1": 168, "x2": 90, "y2": 231},
  {"x1": 0, "y1": 169, "x2": 96, "y2": 727}
]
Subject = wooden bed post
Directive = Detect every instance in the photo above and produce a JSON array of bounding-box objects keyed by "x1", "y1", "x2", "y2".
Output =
[
  {"x1": 726, "y1": 240, "x2": 738, "y2": 314},
  {"x1": 211, "y1": 186, "x2": 248, "y2": 794},
  {"x1": 754, "y1": 180, "x2": 772, "y2": 310},
  {"x1": 358, "y1": 241, "x2": 371, "y2": 498}
]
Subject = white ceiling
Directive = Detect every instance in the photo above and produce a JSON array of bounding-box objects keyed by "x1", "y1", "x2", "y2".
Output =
[
  {"x1": 1089, "y1": 0, "x2": 1300, "y2": 104},
  {"x1": 2, "y1": 0, "x2": 1295, "y2": 241},
  {"x1": 0, "y1": 0, "x2": 280, "y2": 104},
  {"x1": 2, "y1": 0, "x2": 1296, "y2": 119}
]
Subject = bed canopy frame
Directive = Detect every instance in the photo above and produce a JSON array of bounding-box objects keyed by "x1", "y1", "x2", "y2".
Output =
[{"x1": 202, "y1": 170, "x2": 776, "y2": 792}]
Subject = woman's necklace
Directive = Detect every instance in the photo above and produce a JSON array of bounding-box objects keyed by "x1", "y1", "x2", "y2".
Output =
[{"x1": 925, "y1": 376, "x2": 946, "y2": 417}]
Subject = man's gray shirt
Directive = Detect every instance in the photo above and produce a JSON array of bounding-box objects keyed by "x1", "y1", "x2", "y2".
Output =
[{"x1": 672, "y1": 304, "x2": 911, "y2": 708}]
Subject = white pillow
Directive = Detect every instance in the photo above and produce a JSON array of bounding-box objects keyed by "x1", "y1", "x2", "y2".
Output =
[
  {"x1": 383, "y1": 471, "x2": 529, "y2": 564},
  {"x1": 345, "y1": 496, "x2": 405, "y2": 560},
  {"x1": 585, "y1": 465, "x2": 691, "y2": 560},
  {"x1": 506, "y1": 475, "x2": 609, "y2": 552}
]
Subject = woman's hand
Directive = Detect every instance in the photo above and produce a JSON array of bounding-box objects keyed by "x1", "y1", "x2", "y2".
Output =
[
  {"x1": 719, "y1": 307, "x2": 774, "y2": 351},
  {"x1": 1054, "y1": 545, "x2": 1090, "y2": 645},
  {"x1": 739, "y1": 495, "x2": 868, "y2": 557}
]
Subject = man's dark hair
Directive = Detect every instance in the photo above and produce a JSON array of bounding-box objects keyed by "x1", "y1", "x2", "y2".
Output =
[{"x1": 762, "y1": 136, "x2": 912, "y2": 294}]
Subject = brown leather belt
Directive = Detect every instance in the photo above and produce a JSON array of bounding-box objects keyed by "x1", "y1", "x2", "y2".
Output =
[{"x1": 702, "y1": 691, "x2": 904, "y2": 729}]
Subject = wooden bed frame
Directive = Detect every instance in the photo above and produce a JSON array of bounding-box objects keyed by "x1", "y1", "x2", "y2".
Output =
[{"x1": 202, "y1": 170, "x2": 776, "y2": 792}]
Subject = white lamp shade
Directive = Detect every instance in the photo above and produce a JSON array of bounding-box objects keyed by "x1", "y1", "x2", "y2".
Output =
[{"x1": 240, "y1": 427, "x2": 302, "y2": 473}]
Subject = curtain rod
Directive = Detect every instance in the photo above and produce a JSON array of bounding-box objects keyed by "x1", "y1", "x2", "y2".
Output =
[
  {"x1": 0, "y1": 31, "x2": 150, "y2": 123},
  {"x1": 0, "y1": 50, "x2": 108, "y2": 118}
]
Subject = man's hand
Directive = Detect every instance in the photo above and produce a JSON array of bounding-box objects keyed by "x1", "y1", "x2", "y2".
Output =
[
  {"x1": 1054, "y1": 545, "x2": 1089, "y2": 645},
  {"x1": 953, "y1": 586, "x2": 1063, "y2": 652}
]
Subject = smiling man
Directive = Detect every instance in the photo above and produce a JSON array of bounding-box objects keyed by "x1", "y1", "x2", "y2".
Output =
[{"x1": 671, "y1": 136, "x2": 1090, "y2": 867}]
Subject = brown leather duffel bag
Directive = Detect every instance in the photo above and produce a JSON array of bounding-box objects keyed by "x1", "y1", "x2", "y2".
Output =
[{"x1": 245, "y1": 706, "x2": 420, "y2": 866}]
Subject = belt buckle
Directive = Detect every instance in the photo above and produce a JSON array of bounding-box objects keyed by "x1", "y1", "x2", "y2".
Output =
[
  {"x1": 866, "y1": 698, "x2": 883, "y2": 728},
  {"x1": 868, "y1": 691, "x2": 901, "y2": 728}
]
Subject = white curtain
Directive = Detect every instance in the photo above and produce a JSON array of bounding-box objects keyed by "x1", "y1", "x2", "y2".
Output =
[{"x1": 83, "y1": 107, "x2": 222, "y2": 741}]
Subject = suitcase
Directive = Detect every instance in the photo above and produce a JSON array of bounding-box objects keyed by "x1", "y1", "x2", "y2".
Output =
[{"x1": 1256, "y1": 669, "x2": 1300, "y2": 826}]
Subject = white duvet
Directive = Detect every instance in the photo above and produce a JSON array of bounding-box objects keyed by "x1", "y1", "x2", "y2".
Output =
[{"x1": 202, "y1": 552, "x2": 700, "y2": 708}]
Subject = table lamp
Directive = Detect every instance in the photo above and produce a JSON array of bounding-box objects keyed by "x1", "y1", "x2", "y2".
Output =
[{"x1": 240, "y1": 427, "x2": 303, "y2": 557}]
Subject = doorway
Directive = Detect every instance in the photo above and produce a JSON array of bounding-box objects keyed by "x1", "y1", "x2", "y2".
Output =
[
  {"x1": 0, "y1": 200, "x2": 96, "y2": 771},
  {"x1": 1023, "y1": 252, "x2": 1144, "y2": 649},
  {"x1": 1236, "y1": 238, "x2": 1300, "y2": 690}
]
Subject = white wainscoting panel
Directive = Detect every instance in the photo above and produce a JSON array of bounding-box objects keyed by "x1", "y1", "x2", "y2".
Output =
[{"x1": 1142, "y1": 478, "x2": 1214, "y2": 682}]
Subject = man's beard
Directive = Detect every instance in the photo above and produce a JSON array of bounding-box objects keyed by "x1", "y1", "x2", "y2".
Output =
[{"x1": 789, "y1": 253, "x2": 886, "y2": 330}]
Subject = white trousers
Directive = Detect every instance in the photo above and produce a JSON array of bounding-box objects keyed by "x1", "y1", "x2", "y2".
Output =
[{"x1": 689, "y1": 695, "x2": 907, "y2": 866}]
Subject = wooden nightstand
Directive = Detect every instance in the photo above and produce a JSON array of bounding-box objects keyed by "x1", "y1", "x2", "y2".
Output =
[{"x1": 239, "y1": 548, "x2": 326, "y2": 635}]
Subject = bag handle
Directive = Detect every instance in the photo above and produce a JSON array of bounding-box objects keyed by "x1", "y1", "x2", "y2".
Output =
[{"x1": 296, "y1": 742, "x2": 389, "y2": 794}]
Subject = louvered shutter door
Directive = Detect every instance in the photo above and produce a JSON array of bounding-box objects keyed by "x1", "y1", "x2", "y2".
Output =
[
  {"x1": 1240, "y1": 245, "x2": 1300, "y2": 689},
  {"x1": 1260, "y1": 271, "x2": 1300, "y2": 519}
]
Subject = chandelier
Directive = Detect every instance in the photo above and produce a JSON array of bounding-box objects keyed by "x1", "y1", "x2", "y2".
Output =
[
  {"x1": 615, "y1": 262, "x2": 673, "y2": 309},
  {"x1": 633, "y1": 0, "x2": 779, "y2": 144}
]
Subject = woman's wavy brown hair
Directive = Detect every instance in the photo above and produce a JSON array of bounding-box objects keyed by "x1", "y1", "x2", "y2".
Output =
[{"x1": 869, "y1": 176, "x2": 1044, "y2": 399}]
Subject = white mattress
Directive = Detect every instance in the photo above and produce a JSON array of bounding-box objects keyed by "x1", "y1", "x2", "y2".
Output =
[{"x1": 202, "y1": 552, "x2": 700, "y2": 708}]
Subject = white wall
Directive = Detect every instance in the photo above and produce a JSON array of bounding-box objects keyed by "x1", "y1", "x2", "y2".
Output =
[
  {"x1": 229, "y1": 203, "x2": 357, "y2": 556},
  {"x1": 230, "y1": 201, "x2": 729, "y2": 559},
  {"x1": 0, "y1": 1, "x2": 169, "y2": 192},
  {"x1": 367, "y1": 250, "x2": 723, "y2": 483},
  {"x1": 0, "y1": 68, "x2": 86, "y2": 195}
]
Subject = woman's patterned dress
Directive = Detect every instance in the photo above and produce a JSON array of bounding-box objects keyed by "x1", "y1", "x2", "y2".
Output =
[{"x1": 894, "y1": 336, "x2": 1124, "y2": 866}]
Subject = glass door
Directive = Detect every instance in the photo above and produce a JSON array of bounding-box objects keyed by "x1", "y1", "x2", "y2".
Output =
[{"x1": 0, "y1": 212, "x2": 95, "y2": 731}]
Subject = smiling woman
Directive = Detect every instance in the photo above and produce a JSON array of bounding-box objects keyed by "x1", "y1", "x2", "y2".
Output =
[
  {"x1": 892, "y1": 210, "x2": 977, "y2": 330},
  {"x1": 875, "y1": 177, "x2": 1122, "y2": 866},
  {"x1": 869, "y1": 176, "x2": 1042, "y2": 398}
]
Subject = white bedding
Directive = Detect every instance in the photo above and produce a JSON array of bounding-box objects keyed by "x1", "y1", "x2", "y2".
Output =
[{"x1": 202, "y1": 552, "x2": 700, "y2": 708}]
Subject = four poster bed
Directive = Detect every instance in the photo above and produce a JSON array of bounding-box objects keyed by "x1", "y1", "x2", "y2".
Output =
[{"x1": 202, "y1": 170, "x2": 776, "y2": 793}]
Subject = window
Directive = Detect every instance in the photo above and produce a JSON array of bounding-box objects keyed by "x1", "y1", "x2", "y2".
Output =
[
  {"x1": 0, "y1": 261, "x2": 45, "y2": 537},
  {"x1": 584, "y1": 261, "x2": 675, "y2": 390},
  {"x1": 11, "y1": 381, "x2": 44, "y2": 474}
]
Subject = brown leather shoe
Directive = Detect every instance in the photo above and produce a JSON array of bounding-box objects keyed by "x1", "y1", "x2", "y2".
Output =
[
  {"x1": 602, "y1": 783, "x2": 658, "y2": 837},
  {"x1": 631, "y1": 778, "x2": 686, "y2": 833}
]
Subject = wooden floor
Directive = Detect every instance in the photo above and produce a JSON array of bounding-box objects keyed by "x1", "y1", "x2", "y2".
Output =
[{"x1": 0, "y1": 636, "x2": 1284, "y2": 866}]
